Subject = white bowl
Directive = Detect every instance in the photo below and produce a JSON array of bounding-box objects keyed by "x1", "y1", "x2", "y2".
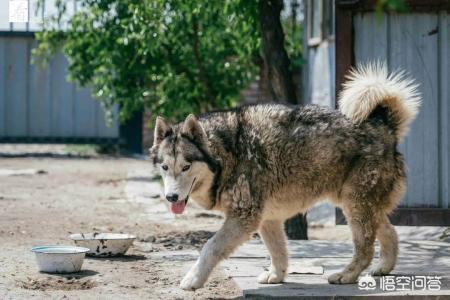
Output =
[
  {"x1": 69, "y1": 233, "x2": 136, "y2": 257},
  {"x1": 31, "y1": 245, "x2": 90, "y2": 273}
]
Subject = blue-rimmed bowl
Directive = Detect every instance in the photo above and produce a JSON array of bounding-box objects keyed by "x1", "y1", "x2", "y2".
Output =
[{"x1": 31, "y1": 245, "x2": 90, "y2": 273}]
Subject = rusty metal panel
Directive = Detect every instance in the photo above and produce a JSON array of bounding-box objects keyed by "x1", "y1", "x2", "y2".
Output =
[
  {"x1": 307, "y1": 41, "x2": 336, "y2": 108},
  {"x1": 439, "y1": 11, "x2": 450, "y2": 209},
  {"x1": 0, "y1": 39, "x2": 6, "y2": 135},
  {"x1": 50, "y1": 52, "x2": 74, "y2": 137},
  {"x1": 29, "y1": 40, "x2": 51, "y2": 136},
  {"x1": 74, "y1": 87, "x2": 97, "y2": 137},
  {"x1": 354, "y1": 12, "x2": 446, "y2": 208},
  {"x1": 0, "y1": 36, "x2": 119, "y2": 141},
  {"x1": 97, "y1": 104, "x2": 120, "y2": 138},
  {"x1": 354, "y1": 13, "x2": 388, "y2": 63},
  {"x1": 391, "y1": 14, "x2": 440, "y2": 208},
  {"x1": 5, "y1": 37, "x2": 29, "y2": 137}
]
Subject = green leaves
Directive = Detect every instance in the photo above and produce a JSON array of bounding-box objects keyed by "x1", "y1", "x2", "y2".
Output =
[
  {"x1": 34, "y1": 0, "x2": 260, "y2": 123},
  {"x1": 375, "y1": 0, "x2": 407, "y2": 13}
]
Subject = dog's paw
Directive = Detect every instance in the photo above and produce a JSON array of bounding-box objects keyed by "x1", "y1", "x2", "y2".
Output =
[
  {"x1": 257, "y1": 270, "x2": 284, "y2": 284},
  {"x1": 370, "y1": 266, "x2": 391, "y2": 276},
  {"x1": 327, "y1": 272, "x2": 358, "y2": 284},
  {"x1": 180, "y1": 272, "x2": 205, "y2": 291}
]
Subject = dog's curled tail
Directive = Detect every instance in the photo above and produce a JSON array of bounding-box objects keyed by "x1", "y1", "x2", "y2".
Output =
[{"x1": 339, "y1": 62, "x2": 421, "y2": 140}]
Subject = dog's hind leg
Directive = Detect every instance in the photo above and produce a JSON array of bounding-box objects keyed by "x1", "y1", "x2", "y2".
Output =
[
  {"x1": 257, "y1": 220, "x2": 288, "y2": 284},
  {"x1": 328, "y1": 206, "x2": 378, "y2": 284},
  {"x1": 180, "y1": 217, "x2": 255, "y2": 290},
  {"x1": 371, "y1": 214, "x2": 398, "y2": 275}
]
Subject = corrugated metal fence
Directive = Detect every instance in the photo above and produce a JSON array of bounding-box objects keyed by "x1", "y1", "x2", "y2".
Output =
[
  {"x1": 0, "y1": 36, "x2": 119, "y2": 142},
  {"x1": 354, "y1": 12, "x2": 449, "y2": 209}
]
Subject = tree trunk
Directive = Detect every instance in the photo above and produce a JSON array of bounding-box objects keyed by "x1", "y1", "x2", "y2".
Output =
[
  {"x1": 284, "y1": 213, "x2": 308, "y2": 240},
  {"x1": 258, "y1": 0, "x2": 299, "y2": 105},
  {"x1": 258, "y1": 0, "x2": 307, "y2": 240}
]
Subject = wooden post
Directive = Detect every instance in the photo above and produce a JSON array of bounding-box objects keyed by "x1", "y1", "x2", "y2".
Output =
[
  {"x1": 285, "y1": 213, "x2": 308, "y2": 240},
  {"x1": 335, "y1": 1, "x2": 354, "y2": 107}
]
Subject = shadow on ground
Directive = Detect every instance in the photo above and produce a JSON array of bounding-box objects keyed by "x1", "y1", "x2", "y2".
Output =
[
  {"x1": 86, "y1": 254, "x2": 147, "y2": 262},
  {"x1": 48, "y1": 269, "x2": 99, "y2": 279}
]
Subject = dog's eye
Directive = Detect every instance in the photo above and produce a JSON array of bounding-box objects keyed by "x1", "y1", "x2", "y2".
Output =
[
  {"x1": 161, "y1": 165, "x2": 168, "y2": 171},
  {"x1": 182, "y1": 165, "x2": 191, "y2": 172}
]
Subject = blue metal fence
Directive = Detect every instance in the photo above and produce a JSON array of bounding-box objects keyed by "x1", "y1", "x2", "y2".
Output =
[{"x1": 0, "y1": 35, "x2": 119, "y2": 143}]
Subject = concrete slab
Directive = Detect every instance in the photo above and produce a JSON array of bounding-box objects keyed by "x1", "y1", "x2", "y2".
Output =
[{"x1": 223, "y1": 239, "x2": 450, "y2": 299}]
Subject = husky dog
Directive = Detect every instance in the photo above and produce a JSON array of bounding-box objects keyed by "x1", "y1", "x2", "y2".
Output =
[{"x1": 150, "y1": 63, "x2": 420, "y2": 290}]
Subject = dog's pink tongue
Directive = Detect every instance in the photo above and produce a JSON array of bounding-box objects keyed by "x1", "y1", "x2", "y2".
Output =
[{"x1": 171, "y1": 200, "x2": 186, "y2": 214}]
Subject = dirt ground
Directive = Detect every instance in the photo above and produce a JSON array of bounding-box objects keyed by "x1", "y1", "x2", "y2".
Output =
[{"x1": 0, "y1": 157, "x2": 240, "y2": 300}]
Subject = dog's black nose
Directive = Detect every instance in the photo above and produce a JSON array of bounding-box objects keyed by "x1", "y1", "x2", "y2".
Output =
[{"x1": 166, "y1": 193, "x2": 179, "y2": 203}]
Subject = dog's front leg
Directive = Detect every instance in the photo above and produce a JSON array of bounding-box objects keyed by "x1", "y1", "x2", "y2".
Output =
[
  {"x1": 180, "y1": 217, "x2": 252, "y2": 290},
  {"x1": 257, "y1": 219, "x2": 288, "y2": 284}
]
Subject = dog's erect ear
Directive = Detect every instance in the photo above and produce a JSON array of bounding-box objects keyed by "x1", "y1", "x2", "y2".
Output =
[
  {"x1": 182, "y1": 114, "x2": 207, "y2": 145},
  {"x1": 153, "y1": 116, "x2": 172, "y2": 145}
]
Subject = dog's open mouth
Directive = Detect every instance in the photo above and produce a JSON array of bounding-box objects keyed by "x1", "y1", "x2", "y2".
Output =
[
  {"x1": 169, "y1": 177, "x2": 196, "y2": 215},
  {"x1": 170, "y1": 197, "x2": 188, "y2": 214}
]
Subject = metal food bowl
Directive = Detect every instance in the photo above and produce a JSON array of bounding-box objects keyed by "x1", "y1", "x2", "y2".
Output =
[
  {"x1": 31, "y1": 245, "x2": 90, "y2": 273},
  {"x1": 69, "y1": 233, "x2": 136, "y2": 257}
]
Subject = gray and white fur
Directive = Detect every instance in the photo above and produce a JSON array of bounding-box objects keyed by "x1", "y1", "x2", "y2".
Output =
[{"x1": 150, "y1": 63, "x2": 421, "y2": 290}]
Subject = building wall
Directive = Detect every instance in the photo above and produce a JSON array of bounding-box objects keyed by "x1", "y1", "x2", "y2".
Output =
[
  {"x1": 0, "y1": 0, "x2": 120, "y2": 142},
  {"x1": 303, "y1": 0, "x2": 335, "y2": 108},
  {"x1": 304, "y1": 3, "x2": 450, "y2": 216},
  {"x1": 304, "y1": 40, "x2": 335, "y2": 107},
  {"x1": 354, "y1": 12, "x2": 450, "y2": 209},
  {"x1": 0, "y1": 36, "x2": 119, "y2": 141}
]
